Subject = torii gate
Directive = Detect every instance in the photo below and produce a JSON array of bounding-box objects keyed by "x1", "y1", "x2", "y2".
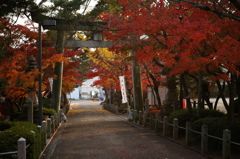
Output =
[
  {"x1": 43, "y1": 19, "x2": 113, "y2": 47},
  {"x1": 41, "y1": 19, "x2": 143, "y2": 117}
]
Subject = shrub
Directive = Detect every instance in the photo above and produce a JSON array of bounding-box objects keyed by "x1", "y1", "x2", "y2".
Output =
[
  {"x1": 197, "y1": 109, "x2": 225, "y2": 118},
  {"x1": 168, "y1": 108, "x2": 225, "y2": 127},
  {"x1": 0, "y1": 121, "x2": 46, "y2": 159},
  {"x1": 192, "y1": 117, "x2": 240, "y2": 146},
  {"x1": 42, "y1": 98, "x2": 51, "y2": 109},
  {"x1": 43, "y1": 108, "x2": 56, "y2": 117},
  {"x1": 0, "y1": 122, "x2": 13, "y2": 131},
  {"x1": 168, "y1": 109, "x2": 196, "y2": 127}
]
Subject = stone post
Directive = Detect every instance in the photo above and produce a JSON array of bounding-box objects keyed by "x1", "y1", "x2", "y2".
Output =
[
  {"x1": 173, "y1": 118, "x2": 178, "y2": 140},
  {"x1": 163, "y1": 116, "x2": 168, "y2": 136},
  {"x1": 42, "y1": 120, "x2": 47, "y2": 131},
  {"x1": 145, "y1": 99, "x2": 149, "y2": 113},
  {"x1": 186, "y1": 121, "x2": 192, "y2": 146},
  {"x1": 201, "y1": 125, "x2": 208, "y2": 154},
  {"x1": 30, "y1": 131, "x2": 35, "y2": 158},
  {"x1": 54, "y1": 113, "x2": 58, "y2": 127},
  {"x1": 18, "y1": 138, "x2": 26, "y2": 159},
  {"x1": 41, "y1": 121, "x2": 47, "y2": 146},
  {"x1": 143, "y1": 111, "x2": 147, "y2": 127},
  {"x1": 222, "y1": 129, "x2": 231, "y2": 159},
  {"x1": 150, "y1": 115, "x2": 153, "y2": 129},
  {"x1": 139, "y1": 111, "x2": 142, "y2": 125},
  {"x1": 155, "y1": 114, "x2": 159, "y2": 132},
  {"x1": 59, "y1": 110, "x2": 63, "y2": 123},
  {"x1": 51, "y1": 115, "x2": 55, "y2": 133},
  {"x1": 37, "y1": 125, "x2": 42, "y2": 151},
  {"x1": 47, "y1": 118, "x2": 51, "y2": 139},
  {"x1": 133, "y1": 110, "x2": 137, "y2": 123}
]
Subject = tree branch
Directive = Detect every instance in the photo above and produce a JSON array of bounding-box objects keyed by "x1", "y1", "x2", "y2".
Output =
[{"x1": 171, "y1": 0, "x2": 240, "y2": 22}]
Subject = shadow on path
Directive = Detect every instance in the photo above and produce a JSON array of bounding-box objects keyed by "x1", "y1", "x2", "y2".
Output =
[{"x1": 41, "y1": 100, "x2": 208, "y2": 159}]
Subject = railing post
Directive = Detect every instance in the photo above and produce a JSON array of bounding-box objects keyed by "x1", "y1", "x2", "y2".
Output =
[
  {"x1": 201, "y1": 125, "x2": 208, "y2": 154},
  {"x1": 139, "y1": 111, "x2": 142, "y2": 125},
  {"x1": 42, "y1": 120, "x2": 47, "y2": 131},
  {"x1": 47, "y1": 118, "x2": 51, "y2": 139},
  {"x1": 186, "y1": 121, "x2": 192, "y2": 146},
  {"x1": 54, "y1": 113, "x2": 58, "y2": 128},
  {"x1": 222, "y1": 129, "x2": 231, "y2": 159},
  {"x1": 163, "y1": 116, "x2": 168, "y2": 136},
  {"x1": 143, "y1": 111, "x2": 147, "y2": 127},
  {"x1": 41, "y1": 120, "x2": 47, "y2": 145},
  {"x1": 145, "y1": 99, "x2": 149, "y2": 113},
  {"x1": 57, "y1": 111, "x2": 60, "y2": 124},
  {"x1": 51, "y1": 115, "x2": 55, "y2": 133},
  {"x1": 30, "y1": 131, "x2": 35, "y2": 159},
  {"x1": 115, "y1": 105, "x2": 118, "y2": 114},
  {"x1": 37, "y1": 125, "x2": 42, "y2": 151},
  {"x1": 155, "y1": 114, "x2": 159, "y2": 132},
  {"x1": 18, "y1": 137, "x2": 26, "y2": 159},
  {"x1": 158, "y1": 115, "x2": 162, "y2": 130},
  {"x1": 133, "y1": 110, "x2": 137, "y2": 123},
  {"x1": 150, "y1": 115, "x2": 153, "y2": 129},
  {"x1": 59, "y1": 109, "x2": 63, "y2": 123},
  {"x1": 173, "y1": 118, "x2": 178, "y2": 140}
]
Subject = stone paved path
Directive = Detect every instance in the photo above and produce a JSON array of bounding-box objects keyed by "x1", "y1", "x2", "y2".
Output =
[{"x1": 41, "y1": 100, "x2": 208, "y2": 159}]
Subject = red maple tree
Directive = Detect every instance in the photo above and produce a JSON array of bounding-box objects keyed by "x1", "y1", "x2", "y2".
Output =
[{"x1": 100, "y1": 0, "x2": 240, "y2": 119}]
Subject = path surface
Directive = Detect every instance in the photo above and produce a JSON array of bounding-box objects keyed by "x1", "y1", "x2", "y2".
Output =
[{"x1": 41, "y1": 100, "x2": 208, "y2": 159}]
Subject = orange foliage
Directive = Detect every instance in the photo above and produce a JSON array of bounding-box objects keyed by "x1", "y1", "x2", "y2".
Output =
[
  {"x1": 148, "y1": 107, "x2": 161, "y2": 115},
  {"x1": 0, "y1": 18, "x2": 84, "y2": 101}
]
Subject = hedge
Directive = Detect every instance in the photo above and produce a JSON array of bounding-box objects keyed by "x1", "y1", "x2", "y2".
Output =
[
  {"x1": 192, "y1": 117, "x2": 240, "y2": 144},
  {"x1": 42, "y1": 98, "x2": 51, "y2": 109},
  {"x1": 43, "y1": 108, "x2": 56, "y2": 117},
  {"x1": 168, "y1": 108, "x2": 225, "y2": 127},
  {"x1": 0, "y1": 121, "x2": 46, "y2": 159}
]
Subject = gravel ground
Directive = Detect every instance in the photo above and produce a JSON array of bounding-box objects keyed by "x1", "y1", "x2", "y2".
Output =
[{"x1": 41, "y1": 100, "x2": 208, "y2": 159}]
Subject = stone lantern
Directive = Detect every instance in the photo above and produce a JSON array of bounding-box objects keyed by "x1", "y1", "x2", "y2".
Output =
[{"x1": 23, "y1": 55, "x2": 39, "y2": 123}]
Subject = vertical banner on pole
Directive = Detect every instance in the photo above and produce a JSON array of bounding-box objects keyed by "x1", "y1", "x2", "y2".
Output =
[
  {"x1": 48, "y1": 78, "x2": 53, "y2": 92},
  {"x1": 119, "y1": 76, "x2": 128, "y2": 103},
  {"x1": 119, "y1": 76, "x2": 132, "y2": 120}
]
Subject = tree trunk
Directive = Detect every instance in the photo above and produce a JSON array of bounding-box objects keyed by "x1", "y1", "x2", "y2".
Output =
[
  {"x1": 181, "y1": 74, "x2": 194, "y2": 116},
  {"x1": 131, "y1": 52, "x2": 143, "y2": 112},
  {"x1": 144, "y1": 64, "x2": 161, "y2": 108},
  {"x1": 163, "y1": 76, "x2": 178, "y2": 106},
  {"x1": 216, "y1": 81, "x2": 229, "y2": 112},
  {"x1": 153, "y1": 85, "x2": 162, "y2": 108},
  {"x1": 198, "y1": 71, "x2": 204, "y2": 109},
  {"x1": 228, "y1": 73, "x2": 236, "y2": 121},
  {"x1": 202, "y1": 82, "x2": 212, "y2": 109},
  {"x1": 235, "y1": 74, "x2": 240, "y2": 114}
]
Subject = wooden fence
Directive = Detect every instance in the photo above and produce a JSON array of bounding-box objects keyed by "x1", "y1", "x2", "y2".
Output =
[{"x1": 0, "y1": 105, "x2": 70, "y2": 159}]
